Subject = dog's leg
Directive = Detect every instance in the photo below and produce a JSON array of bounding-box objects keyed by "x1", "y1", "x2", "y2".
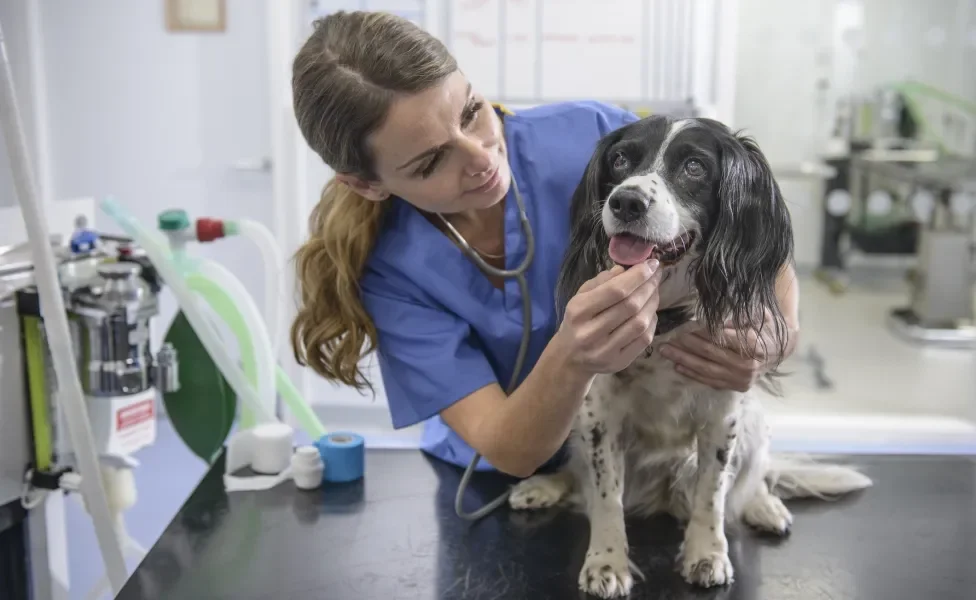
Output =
[
  {"x1": 734, "y1": 406, "x2": 794, "y2": 535},
  {"x1": 509, "y1": 470, "x2": 574, "y2": 510},
  {"x1": 679, "y1": 392, "x2": 740, "y2": 587},
  {"x1": 742, "y1": 481, "x2": 793, "y2": 535},
  {"x1": 575, "y1": 389, "x2": 633, "y2": 599},
  {"x1": 725, "y1": 397, "x2": 793, "y2": 535}
]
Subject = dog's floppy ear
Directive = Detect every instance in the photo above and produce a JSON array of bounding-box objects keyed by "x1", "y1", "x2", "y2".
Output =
[
  {"x1": 555, "y1": 133, "x2": 618, "y2": 319},
  {"x1": 695, "y1": 127, "x2": 794, "y2": 362}
]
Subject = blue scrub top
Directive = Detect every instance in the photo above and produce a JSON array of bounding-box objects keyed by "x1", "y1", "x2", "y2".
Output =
[{"x1": 360, "y1": 100, "x2": 639, "y2": 472}]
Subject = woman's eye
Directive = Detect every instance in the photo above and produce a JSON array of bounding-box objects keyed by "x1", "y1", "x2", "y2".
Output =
[
  {"x1": 417, "y1": 154, "x2": 441, "y2": 178},
  {"x1": 612, "y1": 152, "x2": 629, "y2": 170},
  {"x1": 461, "y1": 100, "x2": 484, "y2": 127},
  {"x1": 684, "y1": 159, "x2": 705, "y2": 177}
]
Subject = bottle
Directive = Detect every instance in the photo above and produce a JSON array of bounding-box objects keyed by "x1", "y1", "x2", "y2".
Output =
[{"x1": 291, "y1": 445, "x2": 325, "y2": 490}]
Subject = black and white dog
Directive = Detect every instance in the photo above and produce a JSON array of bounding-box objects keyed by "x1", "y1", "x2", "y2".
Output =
[{"x1": 509, "y1": 115, "x2": 871, "y2": 598}]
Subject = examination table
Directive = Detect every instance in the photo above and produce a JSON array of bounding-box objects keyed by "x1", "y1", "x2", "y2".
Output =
[{"x1": 118, "y1": 449, "x2": 975, "y2": 599}]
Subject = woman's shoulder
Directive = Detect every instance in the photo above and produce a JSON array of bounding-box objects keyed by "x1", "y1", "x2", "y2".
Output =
[
  {"x1": 502, "y1": 100, "x2": 639, "y2": 174},
  {"x1": 502, "y1": 100, "x2": 638, "y2": 207},
  {"x1": 500, "y1": 99, "x2": 636, "y2": 125},
  {"x1": 502, "y1": 99, "x2": 638, "y2": 141}
]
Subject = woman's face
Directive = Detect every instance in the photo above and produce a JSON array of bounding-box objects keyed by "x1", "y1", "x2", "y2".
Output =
[{"x1": 338, "y1": 70, "x2": 510, "y2": 215}]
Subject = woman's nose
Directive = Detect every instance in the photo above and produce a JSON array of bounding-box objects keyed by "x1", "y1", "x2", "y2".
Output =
[{"x1": 460, "y1": 138, "x2": 494, "y2": 175}]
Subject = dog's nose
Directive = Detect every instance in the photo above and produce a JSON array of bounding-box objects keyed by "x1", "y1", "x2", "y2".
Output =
[{"x1": 608, "y1": 189, "x2": 649, "y2": 223}]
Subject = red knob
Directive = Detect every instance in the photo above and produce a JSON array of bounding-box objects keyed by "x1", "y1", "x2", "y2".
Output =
[{"x1": 196, "y1": 218, "x2": 225, "y2": 242}]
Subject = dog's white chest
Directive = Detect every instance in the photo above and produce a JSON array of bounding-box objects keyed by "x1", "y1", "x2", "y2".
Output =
[{"x1": 592, "y1": 352, "x2": 702, "y2": 451}]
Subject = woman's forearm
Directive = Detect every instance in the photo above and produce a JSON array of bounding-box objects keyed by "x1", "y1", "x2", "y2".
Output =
[{"x1": 474, "y1": 337, "x2": 593, "y2": 477}]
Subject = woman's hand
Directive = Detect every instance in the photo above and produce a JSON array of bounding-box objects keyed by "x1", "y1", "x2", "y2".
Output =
[
  {"x1": 659, "y1": 313, "x2": 795, "y2": 392},
  {"x1": 556, "y1": 260, "x2": 663, "y2": 374}
]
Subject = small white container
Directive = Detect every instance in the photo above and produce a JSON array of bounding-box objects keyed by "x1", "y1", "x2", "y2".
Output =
[{"x1": 291, "y1": 445, "x2": 325, "y2": 490}]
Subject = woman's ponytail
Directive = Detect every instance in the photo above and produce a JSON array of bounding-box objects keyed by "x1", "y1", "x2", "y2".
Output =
[{"x1": 291, "y1": 179, "x2": 387, "y2": 390}]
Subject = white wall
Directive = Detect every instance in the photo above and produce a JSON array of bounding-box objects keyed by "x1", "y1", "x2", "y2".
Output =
[
  {"x1": 38, "y1": 0, "x2": 273, "y2": 339},
  {"x1": 0, "y1": 0, "x2": 38, "y2": 210}
]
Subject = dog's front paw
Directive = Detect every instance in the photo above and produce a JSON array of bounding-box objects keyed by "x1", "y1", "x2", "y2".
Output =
[
  {"x1": 679, "y1": 527, "x2": 733, "y2": 587},
  {"x1": 681, "y1": 551, "x2": 734, "y2": 587},
  {"x1": 679, "y1": 548, "x2": 733, "y2": 587},
  {"x1": 508, "y1": 474, "x2": 570, "y2": 510},
  {"x1": 578, "y1": 549, "x2": 633, "y2": 598}
]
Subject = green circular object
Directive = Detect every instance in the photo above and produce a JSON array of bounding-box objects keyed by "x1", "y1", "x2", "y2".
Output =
[{"x1": 158, "y1": 209, "x2": 190, "y2": 231}]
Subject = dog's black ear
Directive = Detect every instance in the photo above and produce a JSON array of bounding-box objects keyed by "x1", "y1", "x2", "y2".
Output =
[
  {"x1": 554, "y1": 133, "x2": 618, "y2": 319},
  {"x1": 695, "y1": 128, "x2": 795, "y2": 362}
]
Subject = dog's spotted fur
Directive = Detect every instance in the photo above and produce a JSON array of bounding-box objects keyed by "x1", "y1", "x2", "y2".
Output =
[{"x1": 509, "y1": 115, "x2": 872, "y2": 598}]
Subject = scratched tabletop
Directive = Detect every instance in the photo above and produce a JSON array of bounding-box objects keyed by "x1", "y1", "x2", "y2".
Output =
[{"x1": 118, "y1": 449, "x2": 976, "y2": 600}]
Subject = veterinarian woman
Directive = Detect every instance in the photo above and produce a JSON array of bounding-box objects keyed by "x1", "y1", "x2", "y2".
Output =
[{"x1": 289, "y1": 12, "x2": 800, "y2": 482}]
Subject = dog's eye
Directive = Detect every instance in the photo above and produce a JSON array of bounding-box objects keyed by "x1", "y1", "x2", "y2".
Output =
[
  {"x1": 612, "y1": 151, "x2": 629, "y2": 171},
  {"x1": 684, "y1": 159, "x2": 705, "y2": 177}
]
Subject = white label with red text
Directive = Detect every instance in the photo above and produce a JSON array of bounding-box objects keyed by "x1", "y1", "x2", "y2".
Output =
[{"x1": 103, "y1": 387, "x2": 158, "y2": 457}]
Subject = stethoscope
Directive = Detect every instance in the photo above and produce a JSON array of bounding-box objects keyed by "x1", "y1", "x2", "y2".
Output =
[{"x1": 436, "y1": 173, "x2": 536, "y2": 521}]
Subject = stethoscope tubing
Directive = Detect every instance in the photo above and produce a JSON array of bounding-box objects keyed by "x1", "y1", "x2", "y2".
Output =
[{"x1": 439, "y1": 174, "x2": 536, "y2": 521}]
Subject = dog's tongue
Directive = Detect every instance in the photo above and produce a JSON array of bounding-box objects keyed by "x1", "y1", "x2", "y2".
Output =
[{"x1": 609, "y1": 234, "x2": 656, "y2": 266}]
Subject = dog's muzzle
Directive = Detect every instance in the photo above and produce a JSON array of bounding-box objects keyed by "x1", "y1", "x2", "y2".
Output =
[{"x1": 608, "y1": 187, "x2": 649, "y2": 224}]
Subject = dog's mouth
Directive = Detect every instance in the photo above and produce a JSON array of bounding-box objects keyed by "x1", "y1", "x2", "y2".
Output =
[{"x1": 609, "y1": 231, "x2": 697, "y2": 267}]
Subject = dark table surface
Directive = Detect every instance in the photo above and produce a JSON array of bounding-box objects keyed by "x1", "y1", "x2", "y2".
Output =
[{"x1": 118, "y1": 449, "x2": 976, "y2": 600}]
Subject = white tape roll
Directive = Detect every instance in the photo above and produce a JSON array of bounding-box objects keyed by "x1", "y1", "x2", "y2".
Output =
[
  {"x1": 251, "y1": 423, "x2": 294, "y2": 474},
  {"x1": 224, "y1": 422, "x2": 296, "y2": 493}
]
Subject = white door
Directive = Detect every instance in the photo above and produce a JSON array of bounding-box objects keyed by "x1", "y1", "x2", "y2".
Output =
[{"x1": 193, "y1": 2, "x2": 275, "y2": 335}]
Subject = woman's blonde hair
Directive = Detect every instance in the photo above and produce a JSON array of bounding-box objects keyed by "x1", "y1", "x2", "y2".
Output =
[{"x1": 290, "y1": 11, "x2": 457, "y2": 391}]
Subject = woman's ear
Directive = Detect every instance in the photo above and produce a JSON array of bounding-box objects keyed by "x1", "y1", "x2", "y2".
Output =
[{"x1": 335, "y1": 173, "x2": 390, "y2": 202}]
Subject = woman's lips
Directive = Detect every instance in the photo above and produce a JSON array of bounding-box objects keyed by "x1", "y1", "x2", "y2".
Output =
[{"x1": 469, "y1": 166, "x2": 500, "y2": 194}]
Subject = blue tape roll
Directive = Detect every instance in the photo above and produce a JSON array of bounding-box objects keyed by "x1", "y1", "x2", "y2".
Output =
[{"x1": 315, "y1": 432, "x2": 365, "y2": 483}]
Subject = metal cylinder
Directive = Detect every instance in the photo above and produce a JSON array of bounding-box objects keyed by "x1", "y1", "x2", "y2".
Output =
[
  {"x1": 153, "y1": 342, "x2": 180, "y2": 394},
  {"x1": 70, "y1": 261, "x2": 159, "y2": 397}
]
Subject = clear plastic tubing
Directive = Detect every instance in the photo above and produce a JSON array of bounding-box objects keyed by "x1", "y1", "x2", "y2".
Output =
[
  {"x1": 196, "y1": 259, "x2": 277, "y2": 420},
  {"x1": 236, "y1": 219, "x2": 285, "y2": 355},
  {"x1": 187, "y1": 266, "x2": 326, "y2": 439},
  {"x1": 101, "y1": 198, "x2": 277, "y2": 425}
]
